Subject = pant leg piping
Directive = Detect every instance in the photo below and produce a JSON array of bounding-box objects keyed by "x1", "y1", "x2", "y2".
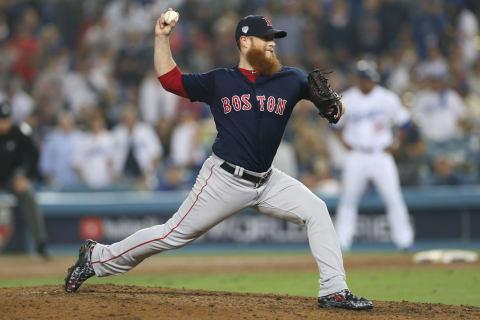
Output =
[{"x1": 92, "y1": 164, "x2": 215, "y2": 265}]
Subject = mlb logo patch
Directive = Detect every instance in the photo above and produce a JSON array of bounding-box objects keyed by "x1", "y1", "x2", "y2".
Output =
[{"x1": 242, "y1": 26, "x2": 249, "y2": 34}]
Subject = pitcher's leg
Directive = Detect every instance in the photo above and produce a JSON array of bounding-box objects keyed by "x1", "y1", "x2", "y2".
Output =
[
  {"x1": 256, "y1": 169, "x2": 347, "y2": 297},
  {"x1": 92, "y1": 159, "x2": 254, "y2": 276},
  {"x1": 371, "y1": 154, "x2": 414, "y2": 249},
  {"x1": 335, "y1": 152, "x2": 369, "y2": 250}
]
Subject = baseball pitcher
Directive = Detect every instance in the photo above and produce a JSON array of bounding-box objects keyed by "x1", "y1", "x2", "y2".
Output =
[{"x1": 65, "y1": 10, "x2": 373, "y2": 310}]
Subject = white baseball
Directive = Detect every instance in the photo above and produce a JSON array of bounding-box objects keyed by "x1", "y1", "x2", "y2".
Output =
[{"x1": 164, "y1": 11, "x2": 179, "y2": 25}]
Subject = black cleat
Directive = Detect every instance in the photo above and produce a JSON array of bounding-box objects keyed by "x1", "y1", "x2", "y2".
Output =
[
  {"x1": 318, "y1": 289, "x2": 373, "y2": 310},
  {"x1": 65, "y1": 239, "x2": 97, "y2": 293},
  {"x1": 37, "y1": 242, "x2": 51, "y2": 260}
]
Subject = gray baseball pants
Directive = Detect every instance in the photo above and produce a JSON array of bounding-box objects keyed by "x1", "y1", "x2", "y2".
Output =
[{"x1": 91, "y1": 154, "x2": 348, "y2": 296}]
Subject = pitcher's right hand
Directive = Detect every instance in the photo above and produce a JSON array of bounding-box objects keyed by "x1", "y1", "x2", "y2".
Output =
[{"x1": 155, "y1": 8, "x2": 179, "y2": 38}]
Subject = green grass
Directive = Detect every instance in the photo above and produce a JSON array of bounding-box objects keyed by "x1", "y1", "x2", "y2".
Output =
[{"x1": 1, "y1": 268, "x2": 479, "y2": 307}]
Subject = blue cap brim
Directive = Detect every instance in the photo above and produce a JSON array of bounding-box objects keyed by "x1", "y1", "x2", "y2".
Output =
[
  {"x1": 357, "y1": 71, "x2": 379, "y2": 82},
  {"x1": 257, "y1": 29, "x2": 287, "y2": 38}
]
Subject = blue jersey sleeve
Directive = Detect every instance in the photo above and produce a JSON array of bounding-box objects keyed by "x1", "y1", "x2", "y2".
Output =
[
  {"x1": 300, "y1": 73, "x2": 310, "y2": 100},
  {"x1": 291, "y1": 67, "x2": 310, "y2": 100},
  {"x1": 181, "y1": 70, "x2": 217, "y2": 103}
]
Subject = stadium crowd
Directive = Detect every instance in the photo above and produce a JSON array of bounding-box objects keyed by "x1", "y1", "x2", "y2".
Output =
[{"x1": 1, "y1": 0, "x2": 480, "y2": 194}]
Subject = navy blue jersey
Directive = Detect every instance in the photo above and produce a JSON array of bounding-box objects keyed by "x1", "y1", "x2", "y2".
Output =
[{"x1": 182, "y1": 66, "x2": 309, "y2": 172}]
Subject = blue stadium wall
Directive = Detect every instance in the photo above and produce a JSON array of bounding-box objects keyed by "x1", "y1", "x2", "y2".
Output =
[{"x1": 2, "y1": 186, "x2": 480, "y2": 252}]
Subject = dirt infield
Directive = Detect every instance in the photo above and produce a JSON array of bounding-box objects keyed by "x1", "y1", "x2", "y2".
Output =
[
  {"x1": 1, "y1": 284, "x2": 480, "y2": 320},
  {"x1": 1, "y1": 253, "x2": 480, "y2": 319}
]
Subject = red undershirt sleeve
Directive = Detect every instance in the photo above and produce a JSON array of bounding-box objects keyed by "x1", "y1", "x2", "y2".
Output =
[{"x1": 157, "y1": 65, "x2": 189, "y2": 98}]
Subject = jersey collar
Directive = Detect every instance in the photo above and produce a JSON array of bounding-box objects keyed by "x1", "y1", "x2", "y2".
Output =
[
  {"x1": 238, "y1": 67, "x2": 258, "y2": 83},
  {"x1": 233, "y1": 65, "x2": 285, "y2": 86}
]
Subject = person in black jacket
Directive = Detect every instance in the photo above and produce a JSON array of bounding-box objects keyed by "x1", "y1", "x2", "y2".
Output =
[{"x1": 0, "y1": 101, "x2": 48, "y2": 258}]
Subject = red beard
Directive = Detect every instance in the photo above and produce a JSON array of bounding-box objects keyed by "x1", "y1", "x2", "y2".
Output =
[{"x1": 246, "y1": 46, "x2": 282, "y2": 76}]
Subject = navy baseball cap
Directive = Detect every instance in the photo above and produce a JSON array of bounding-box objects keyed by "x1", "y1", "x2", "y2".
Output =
[
  {"x1": 235, "y1": 15, "x2": 287, "y2": 41},
  {"x1": 356, "y1": 60, "x2": 380, "y2": 82},
  {"x1": 0, "y1": 101, "x2": 11, "y2": 118}
]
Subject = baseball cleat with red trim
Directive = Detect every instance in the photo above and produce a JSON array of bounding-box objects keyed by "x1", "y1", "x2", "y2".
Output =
[
  {"x1": 65, "y1": 239, "x2": 97, "y2": 293},
  {"x1": 317, "y1": 289, "x2": 373, "y2": 310}
]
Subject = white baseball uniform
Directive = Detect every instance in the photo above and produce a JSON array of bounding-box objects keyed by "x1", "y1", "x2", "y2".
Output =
[
  {"x1": 412, "y1": 88, "x2": 467, "y2": 142},
  {"x1": 334, "y1": 85, "x2": 414, "y2": 250},
  {"x1": 111, "y1": 121, "x2": 163, "y2": 186},
  {"x1": 72, "y1": 130, "x2": 115, "y2": 188}
]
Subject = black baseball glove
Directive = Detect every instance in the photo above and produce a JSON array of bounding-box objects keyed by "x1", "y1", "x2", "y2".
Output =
[{"x1": 308, "y1": 70, "x2": 342, "y2": 124}]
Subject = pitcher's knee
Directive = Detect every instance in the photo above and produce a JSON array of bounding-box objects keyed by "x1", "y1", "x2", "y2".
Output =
[
  {"x1": 318, "y1": 199, "x2": 328, "y2": 212},
  {"x1": 305, "y1": 198, "x2": 330, "y2": 223},
  {"x1": 161, "y1": 228, "x2": 204, "y2": 249}
]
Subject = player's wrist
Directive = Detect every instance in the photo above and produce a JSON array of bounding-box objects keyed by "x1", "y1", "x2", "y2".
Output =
[{"x1": 155, "y1": 33, "x2": 170, "y2": 40}]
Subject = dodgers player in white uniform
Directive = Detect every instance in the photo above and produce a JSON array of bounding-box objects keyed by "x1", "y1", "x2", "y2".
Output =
[
  {"x1": 64, "y1": 10, "x2": 373, "y2": 310},
  {"x1": 334, "y1": 60, "x2": 414, "y2": 251}
]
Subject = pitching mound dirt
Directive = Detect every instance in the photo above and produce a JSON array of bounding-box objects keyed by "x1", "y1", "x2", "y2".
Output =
[{"x1": 1, "y1": 284, "x2": 479, "y2": 320}]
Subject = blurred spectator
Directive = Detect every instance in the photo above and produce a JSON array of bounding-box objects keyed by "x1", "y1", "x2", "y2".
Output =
[
  {"x1": 195, "y1": 115, "x2": 217, "y2": 160},
  {"x1": 39, "y1": 111, "x2": 81, "y2": 189},
  {"x1": 139, "y1": 70, "x2": 180, "y2": 125},
  {"x1": 465, "y1": 58, "x2": 480, "y2": 133},
  {"x1": 79, "y1": 5, "x2": 116, "y2": 51},
  {"x1": 170, "y1": 106, "x2": 205, "y2": 168},
  {"x1": 319, "y1": 0, "x2": 354, "y2": 56},
  {"x1": 290, "y1": 100, "x2": 331, "y2": 180},
  {"x1": 185, "y1": 27, "x2": 214, "y2": 72},
  {"x1": 445, "y1": 43, "x2": 469, "y2": 95},
  {"x1": 353, "y1": 0, "x2": 383, "y2": 55},
  {"x1": 0, "y1": 101, "x2": 48, "y2": 258},
  {"x1": 273, "y1": 139, "x2": 299, "y2": 179},
  {"x1": 450, "y1": 1, "x2": 479, "y2": 67},
  {"x1": 28, "y1": 69, "x2": 63, "y2": 141},
  {"x1": 0, "y1": 43, "x2": 15, "y2": 89},
  {"x1": 0, "y1": 12, "x2": 10, "y2": 42},
  {"x1": 0, "y1": 0, "x2": 478, "y2": 191},
  {"x1": 38, "y1": 24, "x2": 65, "y2": 68},
  {"x1": 155, "y1": 117, "x2": 174, "y2": 160},
  {"x1": 383, "y1": 44, "x2": 413, "y2": 96},
  {"x1": 1, "y1": 76, "x2": 34, "y2": 124},
  {"x1": 302, "y1": 158, "x2": 340, "y2": 196},
  {"x1": 103, "y1": 0, "x2": 152, "y2": 42},
  {"x1": 302, "y1": 1, "x2": 324, "y2": 67},
  {"x1": 48, "y1": 0, "x2": 84, "y2": 50},
  {"x1": 273, "y1": 0, "x2": 305, "y2": 62},
  {"x1": 427, "y1": 154, "x2": 465, "y2": 185},
  {"x1": 393, "y1": 123, "x2": 427, "y2": 186},
  {"x1": 115, "y1": 29, "x2": 149, "y2": 91},
  {"x1": 72, "y1": 109, "x2": 115, "y2": 188},
  {"x1": 415, "y1": 43, "x2": 448, "y2": 81},
  {"x1": 467, "y1": 57, "x2": 480, "y2": 94},
  {"x1": 89, "y1": 45, "x2": 117, "y2": 110},
  {"x1": 379, "y1": 0, "x2": 409, "y2": 50},
  {"x1": 155, "y1": 162, "x2": 193, "y2": 191},
  {"x1": 412, "y1": 71, "x2": 467, "y2": 143},
  {"x1": 8, "y1": 6, "x2": 40, "y2": 86},
  {"x1": 211, "y1": 11, "x2": 239, "y2": 67},
  {"x1": 62, "y1": 55, "x2": 98, "y2": 116},
  {"x1": 111, "y1": 105, "x2": 163, "y2": 189},
  {"x1": 410, "y1": 0, "x2": 449, "y2": 59}
]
